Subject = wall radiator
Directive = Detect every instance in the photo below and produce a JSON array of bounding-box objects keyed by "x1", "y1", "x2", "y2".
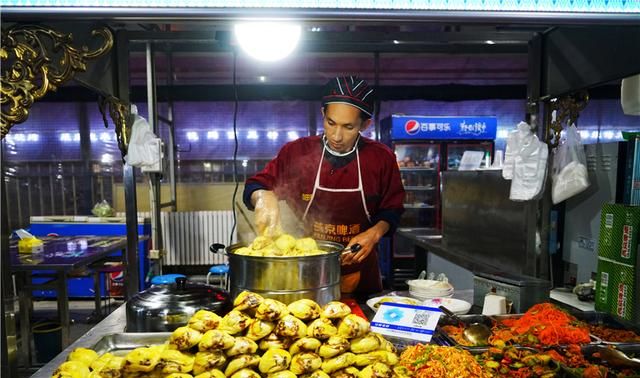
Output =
[
  {"x1": 118, "y1": 210, "x2": 237, "y2": 266},
  {"x1": 162, "y1": 211, "x2": 236, "y2": 266}
]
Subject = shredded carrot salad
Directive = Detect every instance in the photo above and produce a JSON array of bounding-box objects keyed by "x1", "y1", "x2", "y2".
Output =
[
  {"x1": 491, "y1": 303, "x2": 591, "y2": 346},
  {"x1": 398, "y1": 344, "x2": 491, "y2": 378}
]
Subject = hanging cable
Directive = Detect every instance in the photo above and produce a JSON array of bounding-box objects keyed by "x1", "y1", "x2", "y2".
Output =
[{"x1": 230, "y1": 49, "x2": 240, "y2": 247}]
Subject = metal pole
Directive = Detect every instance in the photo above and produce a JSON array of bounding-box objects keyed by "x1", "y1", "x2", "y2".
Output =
[
  {"x1": 146, "y1": 42, "x2": 163, "y2": 277},
  {"x1": 116, "y1": 30, "x2": 141, "y2": 298},
  {"x1": 1, "y1": 142, "x2": 18, "y2": 377},
  {"x1": 123, "y1": 164, "x2": 140, "y2": 298},
  {"x1": 78, "y1": 102, "x2": 94, "y2": 214},
  {"x1": 166, "y1": 42, "x2": 177, "y2": 213},
  {"x1": 15, "y1": 179, "x2": 22, "y2": 227}
]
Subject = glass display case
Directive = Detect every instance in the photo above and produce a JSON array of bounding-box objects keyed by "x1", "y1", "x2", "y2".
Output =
[{"x1": 395, "y1": 143, "x2": 440, "y2": 228}]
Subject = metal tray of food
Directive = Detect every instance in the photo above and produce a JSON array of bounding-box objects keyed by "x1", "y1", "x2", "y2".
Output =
[
  {"x1": 436, "y1": 314, "x2": 494, "y2": 349},
  {"x1": 561, "y1": 344, "x2": 640, "y2": 377},
  {"x1": 437, "y1": 314, "x2": 602, "y2": 349},
  {"x1": 572, "y1": 311, "x2": 640, "y2": 346},
  {"x1": 92, "y1": 332, "x2": 171, "y2": 356}
]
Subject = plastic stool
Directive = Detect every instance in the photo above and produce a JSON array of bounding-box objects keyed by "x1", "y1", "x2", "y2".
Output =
[
  {"x1": 206, "y1": 265, "x2": 229, "y2": 289},
  {"x1": 151, "y1": 273, "x2": 186, "y2": 285}
]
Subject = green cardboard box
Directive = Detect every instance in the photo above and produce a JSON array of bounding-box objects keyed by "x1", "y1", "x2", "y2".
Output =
[
  {"x1": 597, "y1": 203, "x2": 640, "y2": 264},
  {"x1": 595, "y1": 257, "x2": 637, "y2": 322}
]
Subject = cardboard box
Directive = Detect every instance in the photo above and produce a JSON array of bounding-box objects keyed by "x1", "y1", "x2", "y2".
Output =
[
  {"x1": 597, "y1": 203, "x2": 640, "y2": 264},
  {"x1": 595, "y1": 258, "x2": 637, "y2": 323}
]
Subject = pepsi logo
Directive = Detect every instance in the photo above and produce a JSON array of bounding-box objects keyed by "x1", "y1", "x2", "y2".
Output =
[{"x1": 404, "y1": 120, "x2": 420, "y2": 135}]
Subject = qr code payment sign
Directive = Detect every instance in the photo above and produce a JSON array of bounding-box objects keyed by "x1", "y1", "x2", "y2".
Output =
[{"x1": 371, "y1": 302, "x2": 442, "y2": 343}]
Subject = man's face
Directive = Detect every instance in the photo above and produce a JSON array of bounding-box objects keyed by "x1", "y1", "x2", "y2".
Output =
[{"x1": 322, "y1": 103, "x2": 372, "y2": 153}]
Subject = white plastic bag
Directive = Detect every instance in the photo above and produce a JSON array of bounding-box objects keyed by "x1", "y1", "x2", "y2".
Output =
[
  {"x1": 503, "y1": 121, "x2": 532, "y2": 180},
  {"x1": 124, "y1": 104, "x2": 160, "y2": 167},
  {"x1": 504, "y1": 121, "x2": 549, "y2": 201},
  {"x1": 551, "y1": 124, "x2": 590, "y2": 204}
]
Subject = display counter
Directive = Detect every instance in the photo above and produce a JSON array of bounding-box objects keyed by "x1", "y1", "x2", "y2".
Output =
[{"x1": 396, "y1": 228, "x2": 501, "y2": 275}]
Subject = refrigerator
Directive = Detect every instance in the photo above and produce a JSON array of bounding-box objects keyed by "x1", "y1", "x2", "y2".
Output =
[{"x1": 380, "y1": 114, "x2": 497, "y2": 288}]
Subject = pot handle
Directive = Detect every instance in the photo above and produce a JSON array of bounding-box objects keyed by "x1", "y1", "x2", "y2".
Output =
[
  {"x1": 175, "y1": 276, "x2": 187, "y2": 290},
  {"x1": 210, "y1": 243, "x2": 226, "y2": 254}
]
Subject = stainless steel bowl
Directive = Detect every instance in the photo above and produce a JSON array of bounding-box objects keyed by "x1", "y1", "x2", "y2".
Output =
[
  {"x1": 126, "y1": 277, "x2": 231, "y2": 332},
  {"x1": 212, "y1": 240, "x2": 344, "y2": 305}
]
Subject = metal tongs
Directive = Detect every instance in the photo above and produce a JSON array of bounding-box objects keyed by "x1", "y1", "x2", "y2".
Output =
[
  {"x1": 594, "y1": 345, "x2": 640, "y2": 369},
  {"x1": 341, "y1": 243, "x2": 362, "y2": 255}
]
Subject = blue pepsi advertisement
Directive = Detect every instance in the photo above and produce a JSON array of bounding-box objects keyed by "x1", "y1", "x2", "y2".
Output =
[{"x1": 384, "y1": 115, "x2": 497, "y2": 141}]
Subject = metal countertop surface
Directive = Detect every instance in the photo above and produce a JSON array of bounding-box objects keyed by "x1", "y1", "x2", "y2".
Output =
[{"x1": 31, "y1": 305, "x2": 127, "y2": 378}]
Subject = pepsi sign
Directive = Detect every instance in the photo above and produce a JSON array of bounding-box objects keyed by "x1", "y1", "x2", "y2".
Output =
[
  {"x1": 404, "y1": 120, "x2": 421, "y2": 135},
  {"x1": 387, "y1": 115, "x2": 497, "y2": 141}
]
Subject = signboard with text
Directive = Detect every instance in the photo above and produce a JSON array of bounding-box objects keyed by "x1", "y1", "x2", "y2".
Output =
[{"x1": 388, "y1": 115, "x2": 497, "y2": 141}]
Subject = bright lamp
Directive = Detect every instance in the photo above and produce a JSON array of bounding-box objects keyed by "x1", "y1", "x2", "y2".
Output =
[{"x1": 234, "y1": 22, "x2": 302, "y2": 62}]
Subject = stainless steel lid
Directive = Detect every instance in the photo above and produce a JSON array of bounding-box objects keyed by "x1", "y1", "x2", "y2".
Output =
[{"x1": 129, "y1": 277, "x2": 230, "y2": 309}]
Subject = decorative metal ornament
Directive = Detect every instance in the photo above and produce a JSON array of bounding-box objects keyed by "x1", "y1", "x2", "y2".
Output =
[
  {"x1": 1, "y1": 25, "x2": 113, "y2": 138},
  {"x1": 546, "y1": 90, "x2": 589, "y2": 148},
  {"x1": 99, "y1": 95, "x2": 131, "y2": 159}
]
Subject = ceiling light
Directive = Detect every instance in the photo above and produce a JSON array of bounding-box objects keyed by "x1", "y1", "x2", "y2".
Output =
[
  {"x1": 393, "y1": 40, "x2": 400, "y2": 44},
  {"x1": 591, "y1": 131, "x2": 599, "y2": 139},
  {"x1": 90, "y1": 132, "x2": 97, "y2": 142},
  {"x1": 267, "y1": 131, "x2": 278, "y2": 140},
  {"x1": 602, "y1": 130, "x2": 615, "y2": 140},
  {"x1": 242, "y1": 159, "x2": 248, "y2": 168},
  {"x1": 27, "y1": 133, "x2": 39, "y2": 142},
  {"x1": 485, "y1": 40, "x2": 496, "y2": 45},
  {"x1": 259, "y1": 76, "x2": 266, "y2": 82},
  {"x1": 60, "y1": 133, "x2": 72, "y2": 142},
  {"x1": 207, "y1": 131, "x2": 219, "y2": 140},
  {"x1": 100, "y1": 132, "x2": 111, "y2": 142},
  {"x1": 235, "y1": 21, "x2": 302, "y2": 62},
  {"x1": 226, "y1": 131, "x2": 235, "y2": 140},
  {"x1": 101, "y1": 153, "x2": 113, "y2": 164},
  {"x1": 186, "y1": 131, "x2": 199, "y2": 141},
  {"x1": 14, "y1": 133, "x2": 26, "y2": 142},
  {"x1": 579, "y1": 130, "x2": 590, "y2": 140},
  {"x1": 247, "y1": 130, "x2": 259, "y2": 140},
  {"x1": 287, "y1": 131, "x2": 299, "y2": 140},
  {"x1": 73, "y1": 133, "x2": 80, "y2": 142}
]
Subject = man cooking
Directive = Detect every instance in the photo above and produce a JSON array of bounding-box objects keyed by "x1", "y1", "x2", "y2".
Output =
[{"x1": 243, "y1": 76, "x2": 405, "y2": 297}]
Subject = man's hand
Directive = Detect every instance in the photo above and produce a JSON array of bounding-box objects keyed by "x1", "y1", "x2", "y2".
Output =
[
  {"x1": 252, "y1": 190, "x2": 282, "y2": 237},
  {"x1": 341, "y1": 221, "x2": 389, "y2": 266}
]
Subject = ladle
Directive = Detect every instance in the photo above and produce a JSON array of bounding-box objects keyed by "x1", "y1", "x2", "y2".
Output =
[
  {"x1": 439, "y1": 305, "x2": 492, "y2": 346},
  {"x1": 595, "y1": 346, "x2": 640, "y2": 369}
]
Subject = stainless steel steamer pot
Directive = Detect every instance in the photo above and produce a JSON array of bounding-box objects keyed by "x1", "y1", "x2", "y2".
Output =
[
  {"x1": 210, "y1": 240, "x2": 344, "y2": 305},
  {"x1": 126, "y1": 277, "x2": 231, "y2": 332}
]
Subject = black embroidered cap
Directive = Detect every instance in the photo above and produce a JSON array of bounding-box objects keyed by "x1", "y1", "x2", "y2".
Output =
[{"x1": 321, "y1": 76, "x2": 374, "y2": 119}]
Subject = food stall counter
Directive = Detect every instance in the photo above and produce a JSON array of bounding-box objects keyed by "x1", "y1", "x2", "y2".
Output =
[{"x1": 31, "y1": 304, "x2": 127, "y2": 378}]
